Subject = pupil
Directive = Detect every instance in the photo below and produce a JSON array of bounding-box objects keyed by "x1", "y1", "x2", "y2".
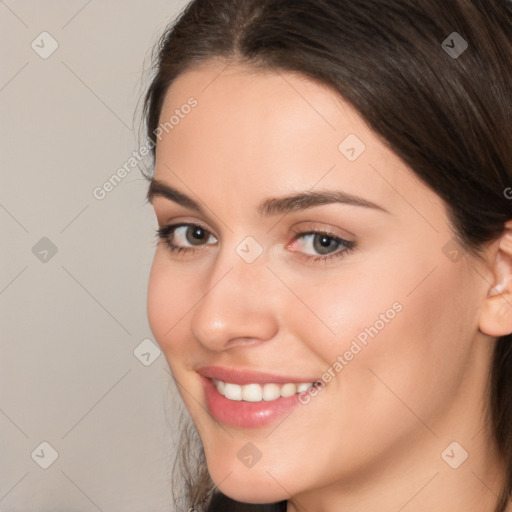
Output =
[
  {"x1": 319, "y1": 235, "x2": 330, "y2": 247},
  {"x1": 314, "y1": 234, "x2": 337, "y2": 254},
  {"x1": 187, "y1": 227, "x2": 206, "y2": 245}
]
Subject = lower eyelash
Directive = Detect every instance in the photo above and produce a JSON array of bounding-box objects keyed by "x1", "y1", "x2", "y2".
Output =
[
  {"x1": 300, "y1": 239, "x2": 357, "y2": 263},
  {"x1": 154, "y1": 224, "x2": 357, "y2": 262},
  {"x1": 289, "y1": 227, "x2": 357, "y2": 263},
  {"x1": 162, "y1": 240, "x2": 193, "y2": 255}
]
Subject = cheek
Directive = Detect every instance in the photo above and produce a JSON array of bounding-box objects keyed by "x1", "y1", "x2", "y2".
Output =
[
  {"x1": 336, "y1": 262, "x2": 474, "y2": 434},
  {"x1": 147, "y1": 255, "x2": 171, "y2": 343},
  {"x1": 276, "y1": 263, "x2": 403, "y2": 361},
  {"x1": 147, "y1": 253, "x2": 196, "y2": 360},
  {"x1": 284, "y1": 253, "x2": 474, "y2": 433}
]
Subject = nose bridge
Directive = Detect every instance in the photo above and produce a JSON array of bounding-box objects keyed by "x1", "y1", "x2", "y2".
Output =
[{"x1": 189, "y1": 238, "x2": 278, "y2": 349}]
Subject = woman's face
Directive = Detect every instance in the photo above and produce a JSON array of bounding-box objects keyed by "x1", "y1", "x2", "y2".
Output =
[{"x1": 146, "y1": 60, "x2": 495, "y2": 505}]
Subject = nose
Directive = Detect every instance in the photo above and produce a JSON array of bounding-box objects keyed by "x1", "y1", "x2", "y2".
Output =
[{"x1": 190, "y1": 249, "x2": 279, "y2": 351}]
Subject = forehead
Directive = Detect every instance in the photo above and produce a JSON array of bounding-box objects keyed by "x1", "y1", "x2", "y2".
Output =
[
  {"x1": 158, "y1": 60, "x2": 364, "y2": 145},
  {"x1": 153, "y1": 60, "x2": 443, "y2": 224}
]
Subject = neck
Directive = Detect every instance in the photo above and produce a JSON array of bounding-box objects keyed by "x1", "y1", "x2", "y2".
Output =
[{"x1": 287, "y1": 430, "x2": 505, "y2": 512}]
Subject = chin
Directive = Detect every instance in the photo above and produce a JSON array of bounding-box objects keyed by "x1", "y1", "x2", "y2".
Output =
[
  {"x1": 216, "y1": 484, "x2": 288, "y2": 505},
  {"x1": 206, "y1": 460, "x2": 291, "y2": 504}
]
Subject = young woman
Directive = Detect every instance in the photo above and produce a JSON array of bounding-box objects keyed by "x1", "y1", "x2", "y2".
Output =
[{"x1": 141, "y1": 1, "x2": 512, "y2": 510}]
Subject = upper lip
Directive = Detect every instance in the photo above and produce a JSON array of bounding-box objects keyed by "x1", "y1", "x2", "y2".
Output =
[{"x1": 196, "y1": 365, "x2": 319, "y2": 385}]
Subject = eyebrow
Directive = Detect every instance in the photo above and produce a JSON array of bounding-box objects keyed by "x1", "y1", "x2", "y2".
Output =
[{"x1": 146, "y1": 178, "x2": 390, "y2": 216}]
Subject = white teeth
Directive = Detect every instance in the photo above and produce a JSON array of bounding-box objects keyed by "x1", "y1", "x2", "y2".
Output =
[
  {"x1": 223, "y1": 382, "x2": 242, "y2": 401},
  {"x1": 216, "y1": 379, "x2": 225, "y2": 395},
  {"x1": 297, "y1": 382, "x2": 313, "y2": 392},
  {"x1": 212, "y1": 379, "x2": 315, "y2": 402},
  {"x1": 262, "y1": 383, "x2": 281, "y2": 401},
  {"x1": 242, "y1": 383, "x2": 263, "y2": 402},
  {"x1": 280, "y1": 383, "x2": 296, "y2": 397}
]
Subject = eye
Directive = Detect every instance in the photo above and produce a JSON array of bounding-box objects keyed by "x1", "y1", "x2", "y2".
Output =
[
  {"x1": 155, "y1": 223, "x2": 357, "y2": 263},
  {"x1": 288, "y1": 230, "x2": 357, "y2": 262},
  {"x1": 155, "y1": 223, "x2": 217, "y2": 254}
]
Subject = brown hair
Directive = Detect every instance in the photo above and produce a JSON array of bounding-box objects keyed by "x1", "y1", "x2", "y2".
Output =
[{"x1": 140, "y1": 1, "x2": 512, "y2": 510}]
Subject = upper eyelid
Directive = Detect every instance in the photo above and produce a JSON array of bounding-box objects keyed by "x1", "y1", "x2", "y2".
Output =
[
  {"x1": 162, "y1": 223, "x2": 351, "y2": 245},
  {"x1": 158, "y1": 220, "x2": 217, "y2": 236},
  {"x1": 152, "y1": 200, "x2": 360, "y2": 238},
  {"x1": 157, "y1": 214, "x2": 354, "y2": 234}
]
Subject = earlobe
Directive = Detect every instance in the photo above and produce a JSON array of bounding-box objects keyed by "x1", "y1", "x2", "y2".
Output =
[{"x1": 479, "y1": 220, "x2": 512, "y2": 338}]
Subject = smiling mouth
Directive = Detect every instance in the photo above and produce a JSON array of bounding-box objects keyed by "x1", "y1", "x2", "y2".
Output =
[
  {"x1": 201, "y1": 376, "x2": 316, "y2": 428},
  {"x1": 212, "y1": 379, "x2": 317, "y2": 402}
]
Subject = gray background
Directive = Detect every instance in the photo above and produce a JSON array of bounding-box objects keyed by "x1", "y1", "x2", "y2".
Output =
[{"x1": 1, "y1": 1, "x2": 188, "y2": 510}]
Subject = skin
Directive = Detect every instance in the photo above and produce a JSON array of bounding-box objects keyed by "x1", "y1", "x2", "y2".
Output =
[{"x1": 146, "y1": 59, "x2": 512, "y2": 512}]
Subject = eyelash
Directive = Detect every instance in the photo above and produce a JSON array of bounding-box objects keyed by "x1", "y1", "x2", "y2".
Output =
[{"x1": 154, "y1": 223, "x2": 357, "y2": 263}]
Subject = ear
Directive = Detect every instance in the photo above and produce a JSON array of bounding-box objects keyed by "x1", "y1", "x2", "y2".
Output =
[{"x1": 479, "y1": 219, "x2": 512, "y2": 337}]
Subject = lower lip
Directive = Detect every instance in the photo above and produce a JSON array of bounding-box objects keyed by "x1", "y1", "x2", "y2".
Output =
[{"x1": 202, "y1": 376, "x2": 302, "y2": 428}]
